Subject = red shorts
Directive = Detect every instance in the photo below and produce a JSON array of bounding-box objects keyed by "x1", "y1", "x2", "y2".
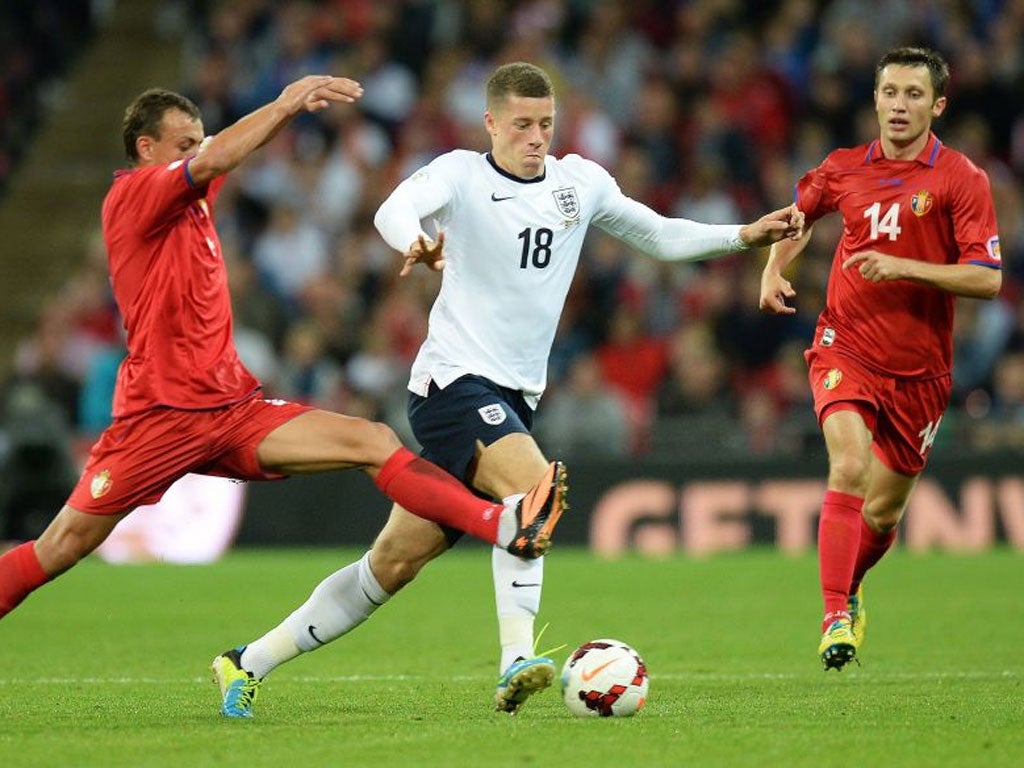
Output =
[
  {"x1": 805, "y1": 346, "x2": 951, "y2": 476},
  {"x1": 67, "y1": 395, "x2": 313, "y2": 514}
]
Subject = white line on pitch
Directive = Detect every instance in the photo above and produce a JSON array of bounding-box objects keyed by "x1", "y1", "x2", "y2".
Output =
[{"x1": 0, "y1": 670, "x2": 1017, "y2": 685}]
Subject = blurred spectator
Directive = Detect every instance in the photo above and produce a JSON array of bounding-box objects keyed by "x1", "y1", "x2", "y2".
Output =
[
  {"x1": 236, "y1": 0, "x2": 332, "y2": 114},
  {"x1": 652, "y1": 322, "x2": 739, "y2": 455},
  {"x1": 0, "y1": 1, "x2": 96, "y2": 196},
  {"x1": 0, "y1": 378, "x2": 78, "y2": 542},
  {"x1": 952, "y1": 297, "x2": 1015, "y2": 399},
  {"x1": 535, "y1": 352, "x2": 630, "y2": 459},
  {"x1": 625, "y1": 77, "x2": 683, "y2": 188},
  {"x1": 343, "y1": 34, "x2": 418, "y2": 137},
  {"x1": 553, "y1": 88, "x2": 620, "y2": 167},
  {"x1": 234, "y1": 325, "x2": 281, "y2": 394},
  {"x1": 546, "y1": 292, "x2": 595, "y2": 387},
  {"x1": 78, "y1": 343, "x2": 125, "y2": 438},
  {"x1": 968, "y1": 350, "x2": 1024, "y2": 451},
  {"x1": 184, "y1": 47, "x2": 243, "y2": 135},
  {"x1": 275, "y1": 320, "x2": 344, "y2": 408},
  {"x1": 11, "y1": 303, "x2": 84, "y2": 426},
  {"x1": 673, "y1": 161, "x2": 743, "y2": 226},
  {"x1": 226, "y1": 247, "x2": 291, "y2": 351},
  {"x1": 596, "y1": 305, "x2": 668, "y2": 453},
  {"x1": 707, "y1": 30, "x2": 793, "y2": 161},
  {"x1": 561, "y1": 1, "x2": 653, "y2": 129},
  {"x1": 655, "y1": 322, "x2": 733, "y2": 419},
  {"x1": 236, "y1": 130, "x2": 305, "y2": 208},
  {"x1": 345, "y1": 322, "x2": 405, "y2": 413},
  {"x1": 252, "y1": 199, "x2": 330, "y2": 309},
  {"x1": 711, "y1": 259, "x2": 797, "y2": 376},
  {"x1": 304, "y1": 110, "x2": 387, "y2": 238},
  {"x1": 300, "y1": 271, "x2": 366, "y2": 365},
  {"x1": 575, "y1": 232, "x2": 630, "y2": 344},
  {"x1": 752, "y1": 339, "x2": 821, "y2": 456}
]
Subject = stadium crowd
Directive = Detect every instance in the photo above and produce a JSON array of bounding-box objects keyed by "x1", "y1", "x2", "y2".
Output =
[
  {"x1": 0, "y1": 1, "x2": 97, "y2": 196},
  {"x1": 5, "y1": 0, "x2": 1024, "y2": 470}
]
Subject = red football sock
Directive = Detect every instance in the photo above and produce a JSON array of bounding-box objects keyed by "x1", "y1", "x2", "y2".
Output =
[
  {"x1": 850, "y1": 516, "x2": 897, "y2": 594},
  {"x1": 0, "y1": 541, "x2": 51, "y2": 618},
  {"x1": 374, "y1": 447, "x2": 502, "y2": 545},
  {"x1": 818, "y1": 490, "x2": 863, "y2": 629}
]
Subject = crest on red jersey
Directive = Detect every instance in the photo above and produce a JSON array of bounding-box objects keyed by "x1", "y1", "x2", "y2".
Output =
[
  {"x1": 823, "y1": 369, "x2": 843, "y2": 391},
  {"x1": 988, "y1": 236, "x2": 1002, "y2": 262},
  {"x1": 910, "y1": 190, "x2": 933, "y2": 216},
  {"x1": 90, "y1": 469, "x2": 113, "y2": 499}
]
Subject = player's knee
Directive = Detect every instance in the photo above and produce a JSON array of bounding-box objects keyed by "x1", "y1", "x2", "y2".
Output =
[
  {"x1": 328, "y1": 416, "x2": 402, "y2": 468},
  {"x1": 359, "y1": 419, "x2": 402, "y2": 460},
  {"x1": 863, "y1": 502, "x2": 903, "y2": 532},
  {"x1": 827, "y1": 454, "x2": 869, "y2": 494}
]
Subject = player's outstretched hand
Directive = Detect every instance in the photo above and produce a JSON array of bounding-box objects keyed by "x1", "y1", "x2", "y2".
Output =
[
  {"x1": 739, "y1": 204, "x2": 805, "y2": 248},
  {"x1": 759, "y1": 270, "x2": 797, "y2": 314},
  {"x1": 278, "y1": 75, "x2": 364, "y2": 115},
  {"x1": 400, "y1": 231, "x2": 446, "y2": 277}
]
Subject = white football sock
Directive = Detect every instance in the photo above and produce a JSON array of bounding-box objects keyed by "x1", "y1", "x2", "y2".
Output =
[
  {"x1": 239, "y1": 624, "x2": 300, "y2": 680},
  {"x1": 496, "y1": 493, "x2": 524, "y2": 548},
  {"x1": 241, "y1": 551, "x2": 390, "y2": 679},
  {"x1": 492, "y1": 543, "x2": 544, "y2": 672}
]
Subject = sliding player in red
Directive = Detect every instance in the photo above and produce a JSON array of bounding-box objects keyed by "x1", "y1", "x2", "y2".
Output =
[{"x1": 0, "y1": 77, "x2": 567, "y2": 677}]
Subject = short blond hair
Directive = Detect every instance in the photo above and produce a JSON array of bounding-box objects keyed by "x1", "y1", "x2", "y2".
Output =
[{"x1": 486, "y1": 62, "x2": 554, "y2": 108}]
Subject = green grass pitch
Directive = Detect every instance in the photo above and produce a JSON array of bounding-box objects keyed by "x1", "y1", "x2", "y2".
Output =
[{"x1": 1, "y1": 547, "x2": 1021, "y2": 767}]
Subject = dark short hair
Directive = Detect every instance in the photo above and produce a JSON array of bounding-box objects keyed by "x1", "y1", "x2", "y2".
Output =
[
  {"x1": 122, "y1": 88, "x2": 201, "y2": 162},
  {"x1": 486, "y1": 62, "x2": 554, "y2": 107},
  {"x1": 875, "y1": 46, "x2": 950, "y2": 99}
]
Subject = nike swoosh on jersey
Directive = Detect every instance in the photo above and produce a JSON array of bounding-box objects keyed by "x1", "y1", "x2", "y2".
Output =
[
  {"x1": 511, "y1": 580, "x2": 541, "y2": 588},
  {"x1": 491, "y1": 193, "x2": 515, "y2": 201}
]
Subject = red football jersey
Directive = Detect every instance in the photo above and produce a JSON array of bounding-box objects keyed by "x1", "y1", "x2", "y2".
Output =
[
  {"x1": 101, "y1": 160, "x2": 258, "y2": 417},
  {"x1": 797, "y1": 132, "x2": 1001, "y2": 378}
]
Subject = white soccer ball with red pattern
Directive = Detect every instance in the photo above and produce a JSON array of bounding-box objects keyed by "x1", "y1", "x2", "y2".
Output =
[{"x1": 560, "y1": 638, "x2": 649, "y2": 717}]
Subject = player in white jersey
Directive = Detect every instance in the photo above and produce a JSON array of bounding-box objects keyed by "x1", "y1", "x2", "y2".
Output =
[
  {"x1": 385, "y1": 148, "x2": 768, "y2": 406},
  {"x1": 216, "y1": 62, "x2": 803, "y2": 716}
]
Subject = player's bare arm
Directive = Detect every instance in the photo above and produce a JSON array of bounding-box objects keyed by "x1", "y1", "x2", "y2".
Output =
[
  {"x1": 739, "y1": 204, "x2": 806, "y2": 248},
  {"x1": 399, "y1": 231, "x2": 447, "y2": 277},
  {"x1": 760, "y1": 224, "x2": 814, "y2": 314},
  {"x1": 843, "y1": 251, "x2": 1001, "y2": 299},
  {"x1": 189, "y1": 75, "x2": 363, "y2": 186}
]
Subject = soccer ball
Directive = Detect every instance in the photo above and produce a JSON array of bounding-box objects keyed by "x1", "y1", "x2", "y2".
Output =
[{"x1": 560, "y1": 638, "x2": 649, "y2": 717}]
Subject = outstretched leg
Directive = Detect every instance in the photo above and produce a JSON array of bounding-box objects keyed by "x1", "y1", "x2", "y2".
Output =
[
  {"x1": 213, "y1": 507, "x2": 445, "y2": 719},
  {"x1": 0, "y1": 505, "x2": 126, "y2": 619},
  {"x1": 255, "y1": 410, "x2": 565, "y2": 552}
]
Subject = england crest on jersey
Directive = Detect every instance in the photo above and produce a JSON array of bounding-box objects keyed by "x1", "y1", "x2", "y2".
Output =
[{"x1": 552, "y1": 186, "x2": 580, "y2": 218}]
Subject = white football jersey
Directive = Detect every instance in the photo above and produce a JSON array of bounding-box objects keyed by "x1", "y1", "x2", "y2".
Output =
[{"x1": 375, "y1": 150, "x2": 745, "y2": 407}]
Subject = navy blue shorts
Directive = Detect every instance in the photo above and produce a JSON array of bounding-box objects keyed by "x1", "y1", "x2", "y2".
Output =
[{"x1": 408, "y1": 374, "x2": 534, "y2": 484}]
